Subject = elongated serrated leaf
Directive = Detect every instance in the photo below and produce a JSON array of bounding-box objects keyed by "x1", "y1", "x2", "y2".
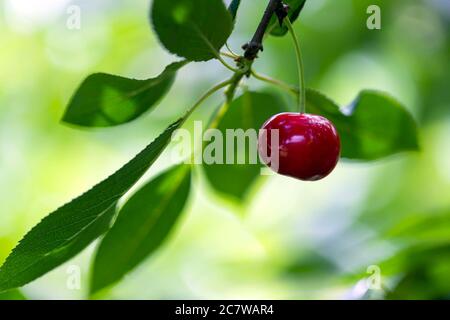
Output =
[
  {"x1": 90, "y1": 165, "x2": 191, "y2": 294},
  {"x1": 63, "y1": 61, "x2": 188, "y2": 127},
  {"x1": 203, "y1": 91, "x2": 284, "y2": 201},
  {"x1": 306, "y1": 89, "x2": 419, "y2": 160},
  {"x1": 269, "y1": 0, "x2": 307, "y2": 37},
  {"x1": 228, "y1": 0, "x2": 242, "y2": 21},
  {"x1": 151, "y1": 0, "x2": 233, "y2": 61},
  {"x1": 0, "y1": 120, "x2": 183, "y2": 292}
]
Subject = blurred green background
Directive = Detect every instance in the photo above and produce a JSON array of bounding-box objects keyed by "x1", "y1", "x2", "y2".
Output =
[{"x1": 0, "y1": 0, "x2": 449, "y2": 299}]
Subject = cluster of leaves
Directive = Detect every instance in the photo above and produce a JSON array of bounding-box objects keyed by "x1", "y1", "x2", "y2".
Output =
[{"x1": 0, "y1": 0, "x2": 418, "y2": 297}]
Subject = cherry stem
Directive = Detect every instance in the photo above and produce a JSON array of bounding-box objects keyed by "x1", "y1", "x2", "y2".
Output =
[
  {"x1": 216, "y1": 53, "x2": 241, "y2": 73},
  {"x1": 225, "y1": 43, "x2": 239, "y2": 57},
  {"x1": 208, "y1": 72, "x2": 245, "y2": 131},
  {"x1": 181, "y1": 76, "x2": 241, "y2": 165},
  {"x1": 184, "y1": 78, "x2": 234, "y2": 121},
  {"x1": 251, "y1": 70, "x2": 299, "y2": 96},
  {"x1": 220, "y1": 51, "x2": 238, "y2": 59},
  {"x1": 285, "y1": 17, "x2": 306, "y2": 114}
]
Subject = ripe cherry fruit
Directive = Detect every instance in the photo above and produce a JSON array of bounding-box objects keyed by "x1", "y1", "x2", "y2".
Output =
[{"x1": 258, "y1": 113, "x2": 341, "y2": 181}]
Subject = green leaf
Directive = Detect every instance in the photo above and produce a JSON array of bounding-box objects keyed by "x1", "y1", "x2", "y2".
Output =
[
  {"x1": 90, "y1": 165, "x2": 191, "y2": 294},
  {"x1": 386, "y1": 209, "x2": 450, "y2": 244},
  {"x1": 0, "y1": 120, "x2": 183, "y2": 293},
  {"x1": 151, "y1": 0, "x2": 233, "y2": 61},
  {"x1": 306, "y1": 89, "x2": 419, "y2": 160},
  {"x1": 62, "y1": 61, "x2": 187, "y2": 127},
  {"x1": 0, "y1": 289, "x2": 26, "y2": 300},
  {"x1": 203, "y1": 91, "x2": 284, "y2": 201},
  {"x1": 228, "y1": 0, "x2": 242, "y2": 21},
  {"x1": 383, "y1": 244, "x2": 450, "y2": 300},
  {"x1": 269, "y1": 0, "x2": 307, "y2": 37}
]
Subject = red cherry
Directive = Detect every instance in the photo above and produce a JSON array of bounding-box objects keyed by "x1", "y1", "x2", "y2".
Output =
[{"x1": 258, "y1": 113, "x2": 341, "y2": 181}]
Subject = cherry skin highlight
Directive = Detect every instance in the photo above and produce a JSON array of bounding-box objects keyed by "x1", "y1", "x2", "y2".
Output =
[{"x1": 258, "y1": 113, "x2": 341, "y2": 181}]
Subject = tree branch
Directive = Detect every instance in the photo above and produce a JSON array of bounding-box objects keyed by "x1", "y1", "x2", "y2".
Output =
[{"x1": 242, "y1": 0, "x2": 283, "y2": 60}]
